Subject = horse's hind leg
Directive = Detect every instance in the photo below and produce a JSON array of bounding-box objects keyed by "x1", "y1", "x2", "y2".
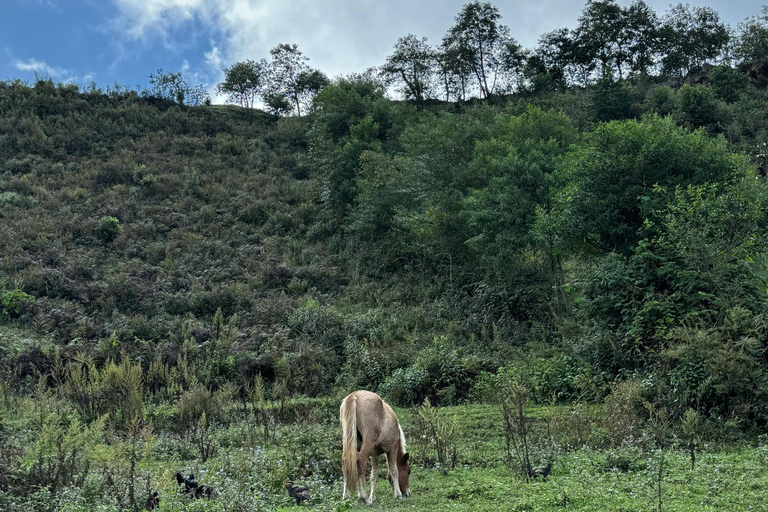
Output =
[
  {"x1": 386, "y1": 452, "x2": 402, "y2": 499},
  {"x1": 367, "y1": 455, "x2": 378, "y2": 505},
  {"x1": 356, "y1": 438, "x2": 376, "y2": 502}
]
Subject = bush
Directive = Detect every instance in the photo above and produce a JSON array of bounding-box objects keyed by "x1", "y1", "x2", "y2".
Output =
[
  {"x1": 709, "y1": 66, "x2": 749, "y2": 103},
  {"x1": 674, "y1": 85, "x2": 720, "y2": 129},
  {"x1": 95, "y1": 216, "x2": 122, "y2": 243},
  {"x1": 0, "y1": 288, "x2": 34, "y2": 320}
]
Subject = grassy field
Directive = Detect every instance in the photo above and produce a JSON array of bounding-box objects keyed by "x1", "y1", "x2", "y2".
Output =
[{"x1": 5, "y1": 396, "x2": 766, "y2": 512}]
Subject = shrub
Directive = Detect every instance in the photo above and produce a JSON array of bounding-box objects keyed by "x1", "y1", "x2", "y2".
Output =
[
  {"x1": 600, "y1": 380, "x2": 644, "y2": 446},
  {"x1": 646, "y1": 86, "x2": 676, "y2": 117},
  {"x1": 95, "y1": 216, "x2": 122, "y2": 243},
  {"x1": 0, "y1": 288, "x2": 34, "y2": 320},
  {"x1": 675, "y1": 84, "x2": 720, "y2": 128},
  {"x1": 709, "y1": 66, "x2": 749, "y2": 103},
  {"x1": 409, "y1": 397, "x2": 458, "y2": 471}
]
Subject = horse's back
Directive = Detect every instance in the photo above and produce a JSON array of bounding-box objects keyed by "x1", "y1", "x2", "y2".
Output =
[{"x1": 342, "y1": 390, "x2": 400, "y2": 450}]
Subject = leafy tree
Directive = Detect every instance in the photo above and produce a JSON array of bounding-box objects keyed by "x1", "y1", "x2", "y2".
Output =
[
  {"x1": 574, "y1": 0, "x2": 628, "y2": 79},
  {"x1": 463, "y1": 107, "x2": 578, "y2": 277},
  {"x1": 735, "y1": 6, "x2": 768, "y2": 64},
  {"x1": 674, "y1": 84, "x2": 720, "y2": 129},
  {"x1": 382, "y1": 34, "x2": 436, "y2": 105},
  {"x1": 435, "y1": 42, "x2": 474, "y2": 101},
  {"x1": 266, "y1": 44, "x2": 328, "y2": 116},
  {"x1": 735, "y1": 5, "x2": 768, "y2": 85},
  {"x1": 545, "y1": 115, "x2": 749, "y2": 258},
  {"x1": 442, "y1": 1, "x2": 518, "y2": 98},
  {"x1": 217, "y1": 59, "x2": 267, "y2": 108},
  {"x1": 589, "y1": 73, "x2": 638, "y2": 122},
  {"x1": 709, "y1": 65, "x2": 749, "y2": 102},
  {"x1": 296, "y1": 69, "x2": 330, "y2": 112},
  {"x1": 582, "y1": 179, "x2": 768, "y2": 373},
  {"x1": 658, "y1": 4, "x2": 729, "y2": 78},
  {"x1": 309, "y1": 78, "x2": 407, "y2": 215},
  {"x1": 624, "y1": 0, "x2": 662, "y2": 77},
  {"x1": 529, "y1": 28, "x2": 580, "y2": 88},
  {"x1": 148, "y1": 69, "x2": 210, "y2": 106},
  {"x1": 572, "y1": 0, "x2": 660, "y2": 81}
]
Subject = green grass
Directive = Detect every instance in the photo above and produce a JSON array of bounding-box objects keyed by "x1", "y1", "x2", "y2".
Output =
[{"x1": 3, "y1": 400, "x2": 768, "y2": 511}]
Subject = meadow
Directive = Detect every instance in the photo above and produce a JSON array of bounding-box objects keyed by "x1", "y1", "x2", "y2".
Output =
[{"x1": 2, "y1": 367, "x2": 765, "y2": 512}]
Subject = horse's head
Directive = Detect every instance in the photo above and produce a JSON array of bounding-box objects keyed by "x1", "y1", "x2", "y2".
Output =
[{"x1": 397, "y1": 452, "x2": 411, "y2": 497}]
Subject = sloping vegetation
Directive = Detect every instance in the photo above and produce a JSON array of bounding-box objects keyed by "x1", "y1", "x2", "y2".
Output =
[{"x1": 2, "y1": 1, "x2": 768, "y2": 510}]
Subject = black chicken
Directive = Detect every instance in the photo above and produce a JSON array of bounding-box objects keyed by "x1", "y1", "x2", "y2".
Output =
[
  {"x1": 175, "y1": 472, "x2": 213, "y2": 499},
  {"x1": 284, "y1": 483, "x2": 311, "y2": 505},
  {"x1": 144, "y1": 491, "x2": 159, "y2": 510},
  {"x1": 529, "y1": 463, "x2": 553, "y2": 481}
]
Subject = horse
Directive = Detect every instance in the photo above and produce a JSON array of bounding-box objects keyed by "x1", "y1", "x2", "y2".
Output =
[{"x1": 340, "y1": 390, "x2": 411, "y2": 504}]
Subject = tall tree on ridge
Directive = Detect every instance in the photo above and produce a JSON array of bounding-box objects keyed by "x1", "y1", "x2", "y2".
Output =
[
  {"x1": 659, "y1": 4, "x2": 729, "y2": 78},
  {"x1": 382, "y1": 34, "x2": 436, "y2": 106},
  {"x1": 442, "y1": 1, "x2": 516, "y2": 98},
  {"x1": 266, "y1": 43, "x2": 328, "y2": 116},
  {"x1": 217, "y1": 59, "x2": 267, "y2": 109}
]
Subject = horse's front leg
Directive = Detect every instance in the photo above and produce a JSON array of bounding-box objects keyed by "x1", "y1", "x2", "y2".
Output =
[
  {"x1": 367, "y1": 455, "x2": 378, "y2": 505},
  {"x1": 386, "y1": 452, "x2": 403, "y2": 499}
]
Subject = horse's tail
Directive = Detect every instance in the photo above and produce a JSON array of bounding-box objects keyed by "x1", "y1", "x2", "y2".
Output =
[{"x1": 340, "y1": 394, "x2": 358, "y2": 489}]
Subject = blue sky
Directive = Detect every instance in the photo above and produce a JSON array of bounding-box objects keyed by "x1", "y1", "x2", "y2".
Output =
[{"x1": 1, "y1": 0, "x2": 763, "y2": 101}]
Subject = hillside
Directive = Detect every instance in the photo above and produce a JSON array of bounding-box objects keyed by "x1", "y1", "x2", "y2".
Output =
[{"x1": 1, "y1": 58, "x2": 768, "y2": 509}]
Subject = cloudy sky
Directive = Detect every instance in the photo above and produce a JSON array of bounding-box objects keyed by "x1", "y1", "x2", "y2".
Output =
[{"x1": 1, "y1": 0, "x2": 763, "y2": 98}]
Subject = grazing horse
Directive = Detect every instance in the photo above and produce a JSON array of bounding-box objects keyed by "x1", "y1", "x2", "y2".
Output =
[{"x1": 340, "y1": 390, "x2": 411, "y2": 504}]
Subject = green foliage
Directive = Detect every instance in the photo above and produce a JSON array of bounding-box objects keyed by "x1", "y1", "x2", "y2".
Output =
[
  {"x1": 735, "y1": 6, "x2": 768, "y2": 70},
  {"x1": 709, "y1": 65, "x2": 750, "y2": 103},
  {"x1": 382, "y1": 34, "x2": 436, "y2": 104},
  {"x1": 546, "y1": 115, "x2": 747, "y2": 257},
  {"x1": 0, "y1": 288, "x2": 34, "y2": 320},
  {"x1": 646, "y1": 86, "x2": 676, "y2": 117},
  {"x1": 309, "y1": 78, "x2": 407, "y2": 215},
  {"x1": 217, "y1": 59, "x2": 267, "y2": 109},
  {"x1": 410, "y1": 397, "x2": 458, "y2": 470},
  {"x1": 380, "y1": 337, "x2": 472, "y2": 406},
  {"x1": 674, "y1": 84, "x2": 721, "y2": 129},
  {"x1": 658, "y1": 4, "x2": 729, "y2": 78},
  {"x1": 589, "y1": 76, "x2": 638, "y2": 122},
  {"x1": 95, "y1": 215, "x2": 122, "y2": 243},
  {"x1": 148, "y1": 68, "x2": 210, "y2": 106}
]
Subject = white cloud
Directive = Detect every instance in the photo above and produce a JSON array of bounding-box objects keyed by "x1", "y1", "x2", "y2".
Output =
[
  {"x1": 14, "y1": 58, "x2": 70, "y2": 77},
  {"x1": 14, "y1": 58, "x2": 94, "y2": 84},
  {"x1": 110, "y1": 0, "x2": 422, "y2": 83}
]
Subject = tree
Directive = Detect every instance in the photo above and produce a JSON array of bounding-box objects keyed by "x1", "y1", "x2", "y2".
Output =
[
  {"x1": 295, "y1": 69, "x2": 330, "y2": 114},
  {"x1": 442, "y1": 1, "x2": 516, "y2": 98},
  {"x1": 572, "y1": 0, "x2": 660, "y2": 81},
  {"x1": 216, "y1": 59, "x2": 267, "y2": 109},
  {"x1": 148, "y1": 69, "x2": 210, "y2": 106},
  {"x1": 463, "y1": 107, "x2": 578, "y2": 278},
  {"x1": 545, "y1": 115, "x2": 749, "y2": 258},
  {"x1": 624, "y1": 0, "x2": 661, "y2": 77},
  {"x1": 530, "y1": 28, "x2": 581, "y2": 88},
  {"x1": 659, "y1": 4, "x2": 729, "y2": 78},
  {"x1": 266, "y1": 43, "x2": 327, "y2": 116},
  {"x1": 308, "y1": 78, "x2": 404, "y2": 215},
  {"x1": 435, "y1": 42, "x2": 473, "y2": 101},
  {"x1": 574, "y1": 0, "x2": 628, "y2": 79},
  {"x1": 382, "y1": 34, "x2": 436, "y2": 105},
  {"x1": 735, "y1": 5, "x2": 768, "y2": 83}
]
